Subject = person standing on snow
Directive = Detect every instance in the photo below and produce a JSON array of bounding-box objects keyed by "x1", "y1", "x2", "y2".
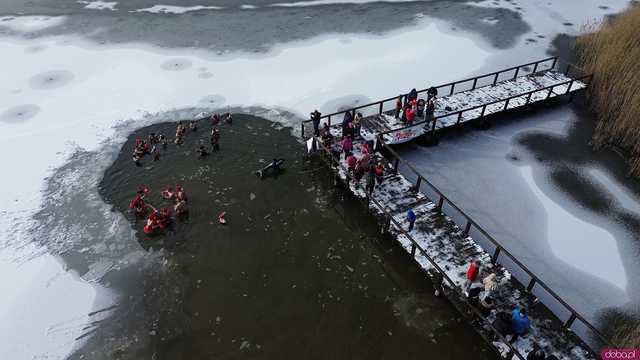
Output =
[
  {"x1": 407, "y1": 208, "x2": 417, "y2": 231},
  {"x1": 464, "y1": 260, "x2": 481, "y2": 294},
  {"x1": 510, "y1": 307, "x2": 531, "y2": 342},
  {"x1": 310, "y1": 109, "x2": 322, "y2": 137},
  {"x1": 394, "y1": 95, "x2": 403, "y2": 119}
]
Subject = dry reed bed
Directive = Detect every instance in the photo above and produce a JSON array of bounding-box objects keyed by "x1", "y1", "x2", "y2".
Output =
[{"x1": 575, "y1": 5, "x2": 640, "y2": 176}]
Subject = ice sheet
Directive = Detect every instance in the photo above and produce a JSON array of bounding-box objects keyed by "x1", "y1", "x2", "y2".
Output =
[
  {"x1": 77, "y1": 1, "x2": 118, "y2": 11},
  {"x1": 133, "y1": 5, "x2": 224, "y2": 13},
  {"x1": 520, "y1": 166, "x2": 627, "y2": 290}
]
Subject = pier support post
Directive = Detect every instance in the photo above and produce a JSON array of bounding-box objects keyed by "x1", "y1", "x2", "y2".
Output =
[{"x1": 381, "y1": 213, "x2": 391, "y2": 234}]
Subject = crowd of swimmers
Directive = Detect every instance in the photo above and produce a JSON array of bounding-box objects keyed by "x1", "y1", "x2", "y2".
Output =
[
  {"x1": 128, "y1": 112, "x2": 235, "y2": 235},
  {"x1": 131, "y1": 112, "x2": 232, "y2": 166},
  {"x1": 128, "y1": 184, "x2": 189, "y2": 234}
]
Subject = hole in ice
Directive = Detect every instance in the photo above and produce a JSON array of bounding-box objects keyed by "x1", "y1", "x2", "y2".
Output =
[
  {"x1": 1, "y1": 104, "x2": 41, "y2": 123},
  {"x1": 198, "y1": 94, "x2": 226, "y2": 105},
  {"x1": 25, "y1": 44, "x2": 47, "y2": 53},
  {"x1": 161, "y1": 58, "x2": 193, "y2": 71},
  {"x1": 29, "y1": 70, "x2": 74, "y2": 90}
]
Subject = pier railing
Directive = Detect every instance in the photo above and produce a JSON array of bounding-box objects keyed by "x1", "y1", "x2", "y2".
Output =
[
  {"x1": 301, "y1": 56, "x2": 560, "y2": 138},
  {"x1": 317, "y1": 149, "x2": 528, "y2": 360},
  {"x1": 377, "y1": 73, "x2": 594, "y2": 137},
  {"x1": 374, "y1": 136, "x2": 616, "y2": 350}
]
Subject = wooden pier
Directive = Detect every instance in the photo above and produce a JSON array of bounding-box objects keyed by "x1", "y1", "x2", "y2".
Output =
[
  {"x1": 302, "y1": 57, "x2": 592, "y2": 145},
  {"x1": 303, "y1": 59, "x2": 616, "y2": 359}
]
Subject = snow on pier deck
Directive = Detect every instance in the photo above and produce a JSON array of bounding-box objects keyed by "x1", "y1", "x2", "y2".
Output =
[
  {"x1": 319, "y1": 130, "x2": 597, "y2": 359},
  {"x1": 302, "y1": 57, "x2": 591, "y2": 145}
]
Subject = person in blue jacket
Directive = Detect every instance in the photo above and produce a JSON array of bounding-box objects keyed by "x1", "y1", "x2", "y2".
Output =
[
  {"x1": 511, "y1": 307, "x2": 530, "y2": 342},
  {"x1": 407, "y1": 209, "x2": 417, "y2": 231}
]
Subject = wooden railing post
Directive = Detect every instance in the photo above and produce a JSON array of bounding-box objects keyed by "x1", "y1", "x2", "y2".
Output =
[
  {"x1": 526, "y1": 278, "x2": 536, "y2": 293},
  {"x1": 450, "y1": 83, "x2": 455, "y2": 95},
  {"x1": 328, "y1": 115, "x2": 332, "y2": 127},
  {"x1": 492, "y1": 73, "x2": 499, "y2": 86},
  {"x1": 480, "y1": 104, "x2": 487, "y2": 118},
  {"x1": 564, "y1": 80, "x2": 573, "y2": 95},
  {"x1": 413, "y1": 176, "x2": 422, "y2": 192},
  {"x1": 436, "y1": 196, "x2": 444, "y2": 211},
  {"x1": 551, "y1": 57, "x2": 558, "y2": 69},
  {"x1": 546, "y1": 87, "x2": 554, "y2": 100},
  {"x1": 462, "y1": 220, "x2": 472, "y2": 237},
  {"x1": 503, "y1": 98, "x2": 510, "y2": 111},
  {"x1": 301, "y1": 122, "x2": 305, "y2": 138},
  {"x1": 379, "y1": 101, "x2": 383, "y2": 115},
  {"x1": 472, "y1": 78, "x2": 478, "y2": 90},
  {"x1": 563, "y1": 314, "x2": 577, "y2": 330},
  {"x1": 491, "y1": 247, "x2": 501, "y2": 263},
  {"x1": 513, "y1": 67, "x2": 520, "y2": 79},
  {"x1": 456, "y1": 111, "x2": 463, "y2": 125},
  {"x1": 532, "y1": 62, "x2": 539, "y2": 73},
  {"x1": 525, "y1": 92, "x2": 533, "y2": 105}
]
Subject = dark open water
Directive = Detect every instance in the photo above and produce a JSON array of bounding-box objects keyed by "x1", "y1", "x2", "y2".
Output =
[{"x1": 85, "y1": 114, "x2": 497, "y2": 359}]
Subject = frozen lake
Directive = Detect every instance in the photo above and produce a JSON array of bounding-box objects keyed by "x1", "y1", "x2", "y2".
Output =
[{"x1": 0, "y1": 0, "x2": 635, "y2": 358}]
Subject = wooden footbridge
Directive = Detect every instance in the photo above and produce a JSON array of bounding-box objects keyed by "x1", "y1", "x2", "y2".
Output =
[
  {"x1": 301, "y1": 56, "x2": 591, "y2": 144},
  {"x1": 303, "y1": 58, "x2": 616, "y2": 359}
]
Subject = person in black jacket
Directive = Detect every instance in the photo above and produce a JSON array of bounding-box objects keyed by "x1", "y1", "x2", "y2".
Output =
[
  {"x1": 310, "y1": 109, "x2": 321, "y2": 136},
  {"x1": 342, "y1": 111, "x2": 353, "y2": 137}
]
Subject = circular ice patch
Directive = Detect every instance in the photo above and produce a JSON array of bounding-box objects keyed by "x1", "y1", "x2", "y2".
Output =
[
  {"x1": 198, "y1": 94, "x2": 226, "y2": 106},
  {"x1": 29, "y1": 70, "x2": 74, "y2": 90},
  {"x1": 161, "y1": 58, "x2": 193, "y2": 71},
  {"x1": 1, "y1": 104, "x2": 41, "y2": 123},
  {"x1": 320, "y1": 95, "x2": 371, "y2": 114},
  {"x1": 25, "y1": 44, "x2": 47, "y2": 53}
]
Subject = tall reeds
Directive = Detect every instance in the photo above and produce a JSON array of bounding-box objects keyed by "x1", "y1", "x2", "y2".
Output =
[{"x1": 575, "y1": 5, "x2": 640, "y2": 176}]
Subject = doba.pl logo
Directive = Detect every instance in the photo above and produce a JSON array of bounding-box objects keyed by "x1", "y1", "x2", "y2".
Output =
[{"x1": 601, "y1": 348, "x2": 639, "y2": 359}]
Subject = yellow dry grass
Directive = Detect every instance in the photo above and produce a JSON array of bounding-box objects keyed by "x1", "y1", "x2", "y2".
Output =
[{"x1": 575, "y1": 5, "x2": 640, "y2": 175}]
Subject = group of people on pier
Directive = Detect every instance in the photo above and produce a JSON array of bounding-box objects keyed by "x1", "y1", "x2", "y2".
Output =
[
  {"x1": 395, "y1": 87, "x2": 438, "y2": 126},
  {"x1": 311, "y1": 109, "x2": 386, "y2": 195},
  {"x1": 460, "y1": 258, "x2": 557, "y2": 359}
]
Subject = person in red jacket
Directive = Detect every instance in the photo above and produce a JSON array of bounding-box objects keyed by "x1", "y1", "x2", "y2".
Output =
[
  {"x1": 405, "y1": 106, "x2": 416, "y2": 125},
  {"x1": 464, "y1": 260, "x2": 482, "y2": 295}
]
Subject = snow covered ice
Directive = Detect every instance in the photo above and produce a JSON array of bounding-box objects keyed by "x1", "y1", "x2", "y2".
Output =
[{"x1": 0, "y1": 0, "x2": 636, "y2": 359}]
